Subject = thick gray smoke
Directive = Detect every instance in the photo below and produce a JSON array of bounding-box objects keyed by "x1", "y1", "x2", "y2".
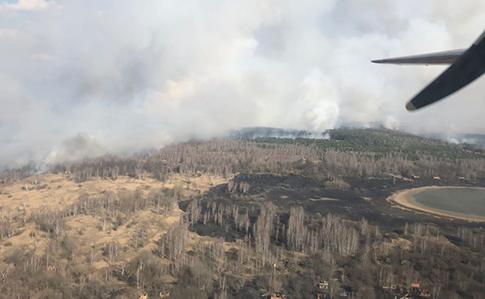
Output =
[{"x1": 0, "y1": 0, "x2": 484, "y2": 167}]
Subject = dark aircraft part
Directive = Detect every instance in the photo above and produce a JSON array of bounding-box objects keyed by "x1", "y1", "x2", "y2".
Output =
[
  {"x1": 372, "y1": 49, "x2": 464, "y2": 65},
  {"x1": 406, "y1": 32, "x2": 485, "y2": 111},
  {"x1": 372, "y1": 30, "x2": 485, "y2": 111}
]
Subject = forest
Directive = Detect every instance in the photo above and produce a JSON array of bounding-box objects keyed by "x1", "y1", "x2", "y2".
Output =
[{"x1": 0, "y1": 128, "x2": 485, "y2": 298}]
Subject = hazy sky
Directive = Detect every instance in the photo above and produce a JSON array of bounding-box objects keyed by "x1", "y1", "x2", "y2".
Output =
[{"x1": 0, "y1": 0, "x2": 484, "y2": 167}]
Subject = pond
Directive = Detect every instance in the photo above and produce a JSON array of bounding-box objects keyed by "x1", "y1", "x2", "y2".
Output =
[{"x1": 411, "y1": 187, "x2": 485, "y2": 218}]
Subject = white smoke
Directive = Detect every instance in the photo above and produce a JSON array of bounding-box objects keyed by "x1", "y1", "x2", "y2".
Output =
[
  {"x1": 0, "y1": 0, "x2": 484, "y2": 166},
  {"x1": 44, "y1": 133, "x2": 105, "y2": 166}
]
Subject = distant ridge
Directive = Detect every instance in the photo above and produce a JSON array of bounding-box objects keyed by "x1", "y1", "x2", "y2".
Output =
[
  {"x1": 229, "y1": 126, "x2": 485, "y2": 150},
  {"x1": 427, "y1": 133, "x2": 485, "y2": 149},
  {"x1": 228, "y1": 127, "x2": 329, "y2": 140}
]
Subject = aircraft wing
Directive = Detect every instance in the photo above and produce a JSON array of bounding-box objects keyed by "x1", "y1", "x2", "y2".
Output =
[
  {"x1": 372, "y1": 49, "x2": 464, "y2": 65},
  {"x1": 405, "y1": 34, "x2": 485, "y2": 110},
  {"x1": 372, "y1": 30, "x2": 485, "y2": 110}
]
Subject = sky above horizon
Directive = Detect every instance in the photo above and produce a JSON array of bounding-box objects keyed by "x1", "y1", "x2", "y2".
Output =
[{"x1": 0, "y1": 0, "x2": 484, "y2": 167}]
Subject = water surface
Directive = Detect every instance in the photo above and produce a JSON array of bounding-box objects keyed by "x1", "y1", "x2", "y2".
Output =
[{"x1": 412, "y1": 187, "x2": 485, "y2": 217}]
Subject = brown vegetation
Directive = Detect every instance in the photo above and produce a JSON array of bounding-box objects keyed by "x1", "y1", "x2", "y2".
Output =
[{"x1": 0, "y1": 130, "x2": 485, "y2": 298}]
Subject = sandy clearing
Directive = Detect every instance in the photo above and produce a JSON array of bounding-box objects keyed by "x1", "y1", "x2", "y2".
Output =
[{"x1": 309, "y1": 197, "x2": 339, "y2": 202}]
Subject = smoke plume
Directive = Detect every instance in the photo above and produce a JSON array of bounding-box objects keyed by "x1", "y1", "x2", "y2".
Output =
[{"x1": 0, "y1": 0, "x2": 484, "y2": 167}]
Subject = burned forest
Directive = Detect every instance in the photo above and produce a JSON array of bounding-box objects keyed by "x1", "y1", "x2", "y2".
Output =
[{"x1": 1, "y1": 128, "x2": 485, "y2": 299}]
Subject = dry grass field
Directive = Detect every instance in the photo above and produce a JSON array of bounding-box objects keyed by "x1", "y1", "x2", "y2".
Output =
[
  {"x1": 0, "y1": 173, "x2": 226, "y2": 298},
  {"x1": 0, "y1": 173, "x2": 224, "y2": 214}
]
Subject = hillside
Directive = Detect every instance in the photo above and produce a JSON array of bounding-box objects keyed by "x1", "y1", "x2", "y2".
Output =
[
  {"x1": 1, "y1": 128, "x2": 485, "y2": 298},
  {"x1": 0, "y1": 173, "x2": 224, "y2": 298},
  {"x1": 248, "y1": 127, "x2": 484, "y2": 159}
]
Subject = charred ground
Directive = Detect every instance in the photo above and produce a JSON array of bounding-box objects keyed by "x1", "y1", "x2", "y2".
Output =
[{"x1": 192, "y1": 173, "x2": 483, "y2": 229}]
